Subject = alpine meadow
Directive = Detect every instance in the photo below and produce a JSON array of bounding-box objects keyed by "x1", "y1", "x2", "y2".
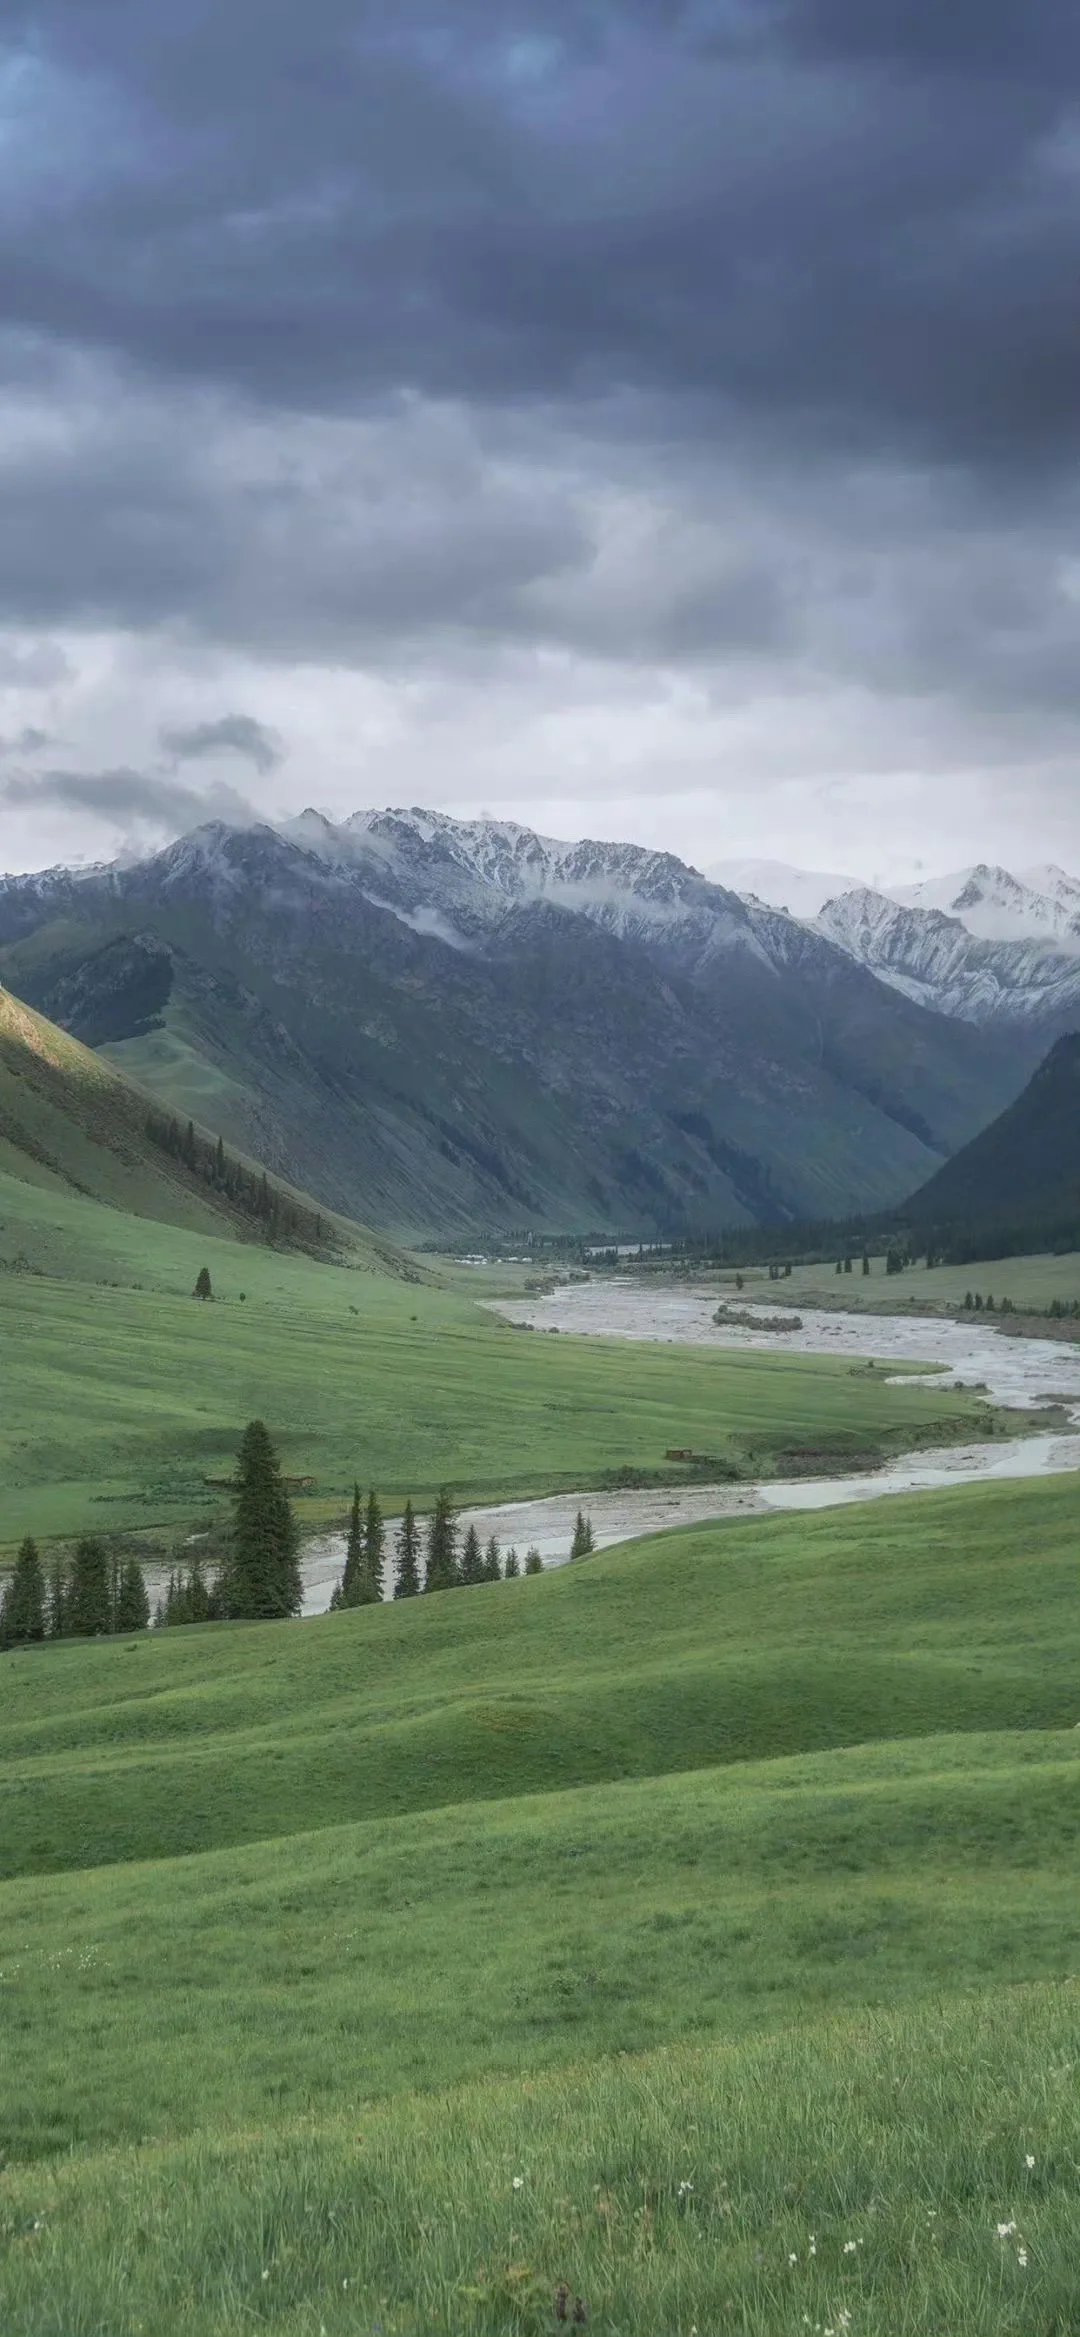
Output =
[{"x1": 3, "y1": 2, "x2": 1080, "y2": 2332}]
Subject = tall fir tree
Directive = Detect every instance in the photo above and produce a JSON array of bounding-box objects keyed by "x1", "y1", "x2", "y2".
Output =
[
  {"x1": 503, "y1": 1546, "x2": 521, "y2": 1578},
  {"x1": 194, "y1": 1265, "x2": 213, "y2": 1299},
  {"x1": 337, "y1": 1482, "x2": 366, "y2": 1606},
  {"x1": 229, "y1": 1420, "x2": 302, "y2": 1618},
  {"x1": 424, "y1": 1489, "x2": 459, "y2": 1592},
  {"x1": 46, "y1": 1556, "x2": 67, "y2": 1639},
  {"x1": 0, "y1": 1537, "x2": 46, "y2": 1647},
  {"x1": 115, "y1": 1558, "x2": 150, "y2": 1633},
  {"x1": 66, "y1": 1537, "x2": 113, "y2": 1637},
  {"x1": 482, "y1": 1534, "x2": 502, "y2": 1583},
  {"x1": 460, "y1": 1523, "x2": 484, "y2": 1585},
  {"x1": 569, "y1": 1510, "x2": 595, "y2": 1561},
  {"x1": 393, "y1": 1500, "x2": 421, "y2": 1597},
  {"x1": 363, "y1": 1489, "x2": 385, "y2": 1601},
  {"x1": 524, "y1": 1547, "x2": 544, "y2": 1575}
]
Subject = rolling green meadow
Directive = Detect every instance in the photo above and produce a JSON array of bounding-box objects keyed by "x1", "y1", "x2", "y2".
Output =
[
  {"x1": 2, "y1": 1478, "x2": 1078, "y2": 2333},
  {"x1": 0, "y1": 1164, "x2": 1005, "y2": 1544},
  {"x1": 2, "y1": 995, "x2": 1079, "y2": 2334}
]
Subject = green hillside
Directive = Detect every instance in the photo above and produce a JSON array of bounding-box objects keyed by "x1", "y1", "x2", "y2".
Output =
[
  {"x1": 906, "y1": 1029, "x2": 1080, "y2": 1237},
  {"x1": 0, "y1": 985, "x2": 404, "y2": 1271},
  {"x1": 0, "y1": 1476, "x2": 1077, "y2": 2333}
]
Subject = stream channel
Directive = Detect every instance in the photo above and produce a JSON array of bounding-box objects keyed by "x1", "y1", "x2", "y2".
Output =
[{"x1": 300, "y1": 1283, "x2": 1080, "y2": 1614}]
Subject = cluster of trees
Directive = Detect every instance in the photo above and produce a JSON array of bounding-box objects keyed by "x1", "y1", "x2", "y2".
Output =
[
  {"x1": 0, "y1": 1536, "x2": 150, "y2": 1647},
  {"x1": 328, "y1": 1492, "x2": 595, "y2": 1604},
  {"x1": 144, "y1": 1110, "x2": 329, "y2": 1251},
  {"x1": 162, "y1": 1420, "x2": 303, "y2": 1625},
  {"x1": 960, "y1": 1290, "x2": 1080, "y2": 1321}
]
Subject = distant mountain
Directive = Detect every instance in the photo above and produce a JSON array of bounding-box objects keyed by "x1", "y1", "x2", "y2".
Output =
[
  {"x1": 0, "y1": 810, "x2": 1037, "y2": 1238},
  {"x1": 904, "y1": 1032, "x2": 1080, "y2": 1234},
  {"x1": 0, "y1": 985, "x2": 402, "y2": 1269},
  {"x1": 705, "y1": 857, "x2": 858, "y2": 920},
  {"x1": 815, "y1": 887, "x2": 1080, "y2": 1033},
  {"x1": 890, "y1": 863, "x2": 1080, "y2": 951}
]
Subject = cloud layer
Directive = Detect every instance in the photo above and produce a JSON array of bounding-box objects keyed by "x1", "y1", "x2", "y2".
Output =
[{"x1": 1, "y1": 0, "x2": 1079, "y2": 874}]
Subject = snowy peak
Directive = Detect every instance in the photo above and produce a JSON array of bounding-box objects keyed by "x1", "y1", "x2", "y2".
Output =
[
  {"x1": 816, "y1": 884, "x2": 1080, "y2": 1031},
  {"x1": 890, "y1": 862, "x2": 1080, "y2": 952},
  {"x1": 707, "y1": 857, "x2": 858, "y2": 920}
]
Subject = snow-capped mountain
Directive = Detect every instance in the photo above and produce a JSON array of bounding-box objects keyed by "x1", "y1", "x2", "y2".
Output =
[
  {"x1": 815, "y1": 886, "x2": 1080, "y2": 1032},
  {"x1": 0, "y1": 806, "x2": 1036, "y2": 1236},
  {"x1": 706, "y1": 857, "x2": 858, "y2": 921},
  {"x1": 889, "y1": 863, "x2": 1080, "y2": 953}
]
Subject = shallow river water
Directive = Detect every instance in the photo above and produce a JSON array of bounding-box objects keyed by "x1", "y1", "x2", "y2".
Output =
[{"x1": 299, "y1": 1282, "x2": 1080, "y2": 1613}]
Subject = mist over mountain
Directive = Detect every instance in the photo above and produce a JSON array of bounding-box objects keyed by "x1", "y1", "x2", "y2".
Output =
[{"x1": 0, "y1": 810, "x2": 1038, "y2": 1239}]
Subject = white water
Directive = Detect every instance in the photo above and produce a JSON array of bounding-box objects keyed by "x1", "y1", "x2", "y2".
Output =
[{"x1": 299, "y1": 1282, "x2": 1080, "y2": 1613}]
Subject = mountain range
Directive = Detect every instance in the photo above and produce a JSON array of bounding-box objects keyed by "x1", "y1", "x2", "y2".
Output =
[
  {"x1": 0, "y1": 810, "x2": 1044, "y2": 1238},
  {"x1": 905, "y1": 1032, "x2": 1080, "y2": 1243}
]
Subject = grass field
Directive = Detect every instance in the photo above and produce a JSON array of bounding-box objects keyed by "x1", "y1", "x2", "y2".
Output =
[
  {"x1": 1, "y1": 1474, "x2": 1078, "y2": 2333},
  {"x1": 0, "y1": 1171, "x2": 1003, "y2": 1544},
  {"x1": 722, "y1": 1249, "x2": 1080, "y2": 1317}
]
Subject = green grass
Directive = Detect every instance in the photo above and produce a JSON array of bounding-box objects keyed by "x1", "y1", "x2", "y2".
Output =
[
  {"x1": 725, "y1": 1249, "x2": 1080, "y2": 1316},
  {"x1": 3, "y1": 1475, "x2": 1074, "y2": 1876},
  {"x1": 0, "y1": 1174, "x2": 1006, "y2": 1542},
  {"x1": 2, "y1": 1454, "x2": 1077, "y2": 2328},
  {"x1": 2, "y1": 1987, "x2": 1076, "y2": 2336}
]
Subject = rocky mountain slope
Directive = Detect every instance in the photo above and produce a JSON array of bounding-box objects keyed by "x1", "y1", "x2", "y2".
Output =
[
  {"x1": 890, "y1": 863, "x2": 1080, "y2": 950},
  {"x1": 814, "y1": 887, "x2": 1080, "y2": 1032},
  {"x1": 0, "y1": 811, "x2": 1038, "y2": 1237}
]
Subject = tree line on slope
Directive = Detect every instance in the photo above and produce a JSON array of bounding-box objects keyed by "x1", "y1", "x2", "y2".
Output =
[
  {"x1": 0, "y1": 1423, "x2": 599, "y2": 1647},
  {"x1": 144, "y1": 1110, "x2": 331, "y2": 1251}
]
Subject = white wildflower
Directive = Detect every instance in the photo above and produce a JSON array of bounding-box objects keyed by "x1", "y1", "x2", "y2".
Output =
[
  {"x1": 1017, "y1": 2248, "x2": 1029, "y2": 2269},
  {"x1": 512, "y1": 2175, "x2": 525, "y2": 2192},
  {"x1": 843, "y1": 2238, "x2": 860, "y2": 2254},
  {"x1": 678, "y1": 2180, "x2": 695, "y2": 2200},
  {"x1": 997, "y1": 2221, "x2": 1017, "y2": 2239},
  {"x1": 789, "y1": 2251, "x2": 799, "y2": 2265},
  {"x1": 1025, "y1": 2154, "x2": 1035, "y2": 2170}
]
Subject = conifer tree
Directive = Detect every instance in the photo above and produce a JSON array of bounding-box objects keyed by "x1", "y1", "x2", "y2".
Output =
[
  {"x1": 363, "y1": 1489, "x2": 385, "y2": 1601},
  {"x1": 503, "y1": 1546, "x2": 521, "y2": 1578},
  {"x1": 0, "y1": 1537, "x2": 46, "y2": 1648},
  {"x1": 230, "y1": 1420, "x2": 302, "y2": 1618},
  {"x1": 482, "y1": 1534, "x2": 502, "y2": 1583},
  {"x1": 460, "y1": 1523, "x2": 484, "y2": 1585},
  {"x1": 215, "y1": 1134, "x2": 226, "y2": 1182},
  {"x1": 194, "y1": 1265, "x2": 213, "y2": 1299},
  {"x1": 115, "y1": 1557, "x2": 150, "y2": 1633},
  {"x1": 424, "y1": 1489, "x2": 459, "y2": 1592},
  {"x1": 393, "y1": 1500, "x2": 421, "y2": 1597},
  {"x1": 524, "y1": 1547, "x2": 544, "y2": 1575},
  {"x1": 46, "y1": 1556, "x2": 67, "y2": 1640},
  {"x1": 569, "y1": 1510, "x2": 595, "y2": 1561},
  {"x1": 338, "y1": 1482, "x2": 365, "y2": 1606},
  {"x1": 66, "y1": 1537, "x2": 113, "y2": 1637}
]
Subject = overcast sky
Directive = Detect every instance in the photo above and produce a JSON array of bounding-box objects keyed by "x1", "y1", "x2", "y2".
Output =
[{"x1": 1, "y1": 0, "x2": 1079, "y2": 880}]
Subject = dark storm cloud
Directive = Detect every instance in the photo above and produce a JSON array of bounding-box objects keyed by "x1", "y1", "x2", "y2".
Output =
[
  {"x1": 0, "y1": 766, "x2": 257, "y2": 828},
  {"x1": 2, "y1": 0, "x2": 1079, "y2": 472},
  {"x1": 160, "y1": 715, "x2": 285, "y2": 775}
]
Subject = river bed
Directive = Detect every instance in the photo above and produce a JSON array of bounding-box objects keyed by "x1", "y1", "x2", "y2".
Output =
[{"x1": 298, "y1": 1282, "x2": 1080, "y2": 1613}]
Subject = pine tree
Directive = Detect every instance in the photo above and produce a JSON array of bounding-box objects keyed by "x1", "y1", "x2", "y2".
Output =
[
  {"x1": 0, "y1": 1537, "x2": 46, "y2": 1648},
  {"x1": 424, "y1": 1489, "x2": 459, "y2": 1592},
  {"x1": 115, "y1": 1558, "x2": 150, "y2": 1633},
  {"x1": 524, "y1": 1547, "x2": 544, "y2": 1575},
  {"x1": 193, "y1": 1265, "x2": 213, "y2": 1300},
  {"x1": 363, "y1": 1489, "x2": 385, "y2": 1601},
  {"x1": 862, "y1": 1252, "x2": 871, "y2": 1275},
  {"x1": 46, "y1": 1556, "x2": 67, "y2": 1640},
  {"x1": 569, "y1": 1510, "x2": 595, "y2": 1561},
  {"x1": 338, "y1": 1482, "x2": 365, "y2": 1606},
  {"x1": 460, "y1": 1523, "x2": 484, "y2": 1585},
  {"x1": 230, "y1": 1420, "x2": 302, "y2": 1618},
  {"x1": 503, "y1": 1546, "x2": 521, "y2": 1578},
  {"x1": 215, "y1": 1134, "x2": 226, "y2": 1182},
  {"x1": 66, "y1": 1536, "x2": 113, "y2": 1637},
  {"x1": 482, "y1": 1534, "x2": 502, "y2": 1583},
  {"x1": 393, "y1": 1500, "x2": 421, "y2": 1598}
]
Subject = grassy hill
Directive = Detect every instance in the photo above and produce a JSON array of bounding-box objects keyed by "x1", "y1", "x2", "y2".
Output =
[
  {"x1": 0, "y1": 1168, "x2": 1005, "y2": 1543},
  {"x1": 0, "y1": 1475, "x2": 1077, "y2": 2333},
  {"x1": 905, "y1": 1029, "x2": 1080, "y2": 1240},
  {"x1": 0, "y1": 985, "x2": 406, "y2": 1272}
]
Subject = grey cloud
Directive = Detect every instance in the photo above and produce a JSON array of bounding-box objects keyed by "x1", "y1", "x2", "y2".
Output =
[
  {"x1": 0, "y1": 639, "x2": 71, "y2": 687},
  {"x1": 160, "y1": 714, "x2": 284, "y2": 775},
  {"x1": 1, "y1": 0, "x2": 1077, "y2": 476},
  {"x1": 0, "y1": 726, "x2": 51, "y2": 755},
  {"x1": 0, "y1": 765, "x2": 258, "y2": 830}
]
